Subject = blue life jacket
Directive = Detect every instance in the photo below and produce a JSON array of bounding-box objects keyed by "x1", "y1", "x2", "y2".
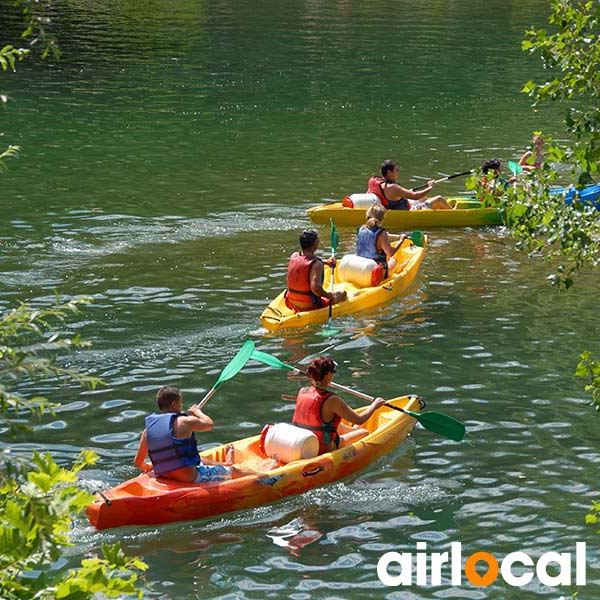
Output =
[
  {"x1": 357, "y1": 225, "x2": 386, "y2": 263},
  {"x1": 145, "y1": 412, "x2": 200, "y2": 476}
]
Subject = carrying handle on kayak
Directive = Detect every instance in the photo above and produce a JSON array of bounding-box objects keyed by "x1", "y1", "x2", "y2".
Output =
[
  {"x1": 412, "y1": 170, "x2": 474, "y2": 192},
  {"x1": 198, "y1": 340, "x2": 255, "y2": 409},
  {"x1": 250, "y1": 349, "x2": 466, "y2": 441}
]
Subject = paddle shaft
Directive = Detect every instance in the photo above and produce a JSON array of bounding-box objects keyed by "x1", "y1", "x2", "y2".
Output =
[
  {"x1": 328, "y1": 381, "x2": 408, "y2": 414},
  {"x1": 412, "y1": 170, "x2": 473, "y2": 192},
  {"x1": 327, "y1": 262, "x2": 335, "y2": 320},
  {"x1": 197, "y1": 387, "x2": 216, "y2": 410}
]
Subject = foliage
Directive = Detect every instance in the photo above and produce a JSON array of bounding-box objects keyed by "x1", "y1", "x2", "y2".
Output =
[
  {"x1": 497, "y1": 0, "x2": 600, "y2": 289},
  {"x1": 522, "y1": 0, "x2": 600, "y2": 182},
  {"x1": 586, "y1": 501, "x2": 600, "y2": 534},
  {"x1": 1, "y1": 0, "x2": 59, "y2": 171},
  {"x1": 0, "y1": 451, "x2": 147, "y2": 600},
  {"x1": 0, "y1": 298, "x2": 102, "y2": 431},
  {"x1": 0, "y1": 45, "x2": 29, "y2": 74},
  {"x1": 575, "y1": 351, "x2": 600, "y2": 411},
  {"x1": 0, "y1": 301, "x2": 147, "y2": 598}
]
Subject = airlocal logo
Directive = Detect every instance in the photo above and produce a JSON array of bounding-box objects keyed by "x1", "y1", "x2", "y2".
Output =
[{"x1": 377, "y1": 542, "x2": 586, "y2": 588}]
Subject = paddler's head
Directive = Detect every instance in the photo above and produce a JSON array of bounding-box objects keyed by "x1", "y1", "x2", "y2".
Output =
[
  {"x1": 381, "y1": 159, "x2": 399, "y2": 181},
  {"x1": 366, "y1": 203, "x2": 386, "y2": 229},
  {"x1": 156, "y1": 386, "x2": 183, "y2": 413},
  {"x1": 306, "y1": 357, "x2": 337, "y2": 387},
  {"x1": 481, "y1": 158, "x2": 502, "y2": 176},
  {"x1": 299, "y1": 229, "x2": 319, "y2": 253}
]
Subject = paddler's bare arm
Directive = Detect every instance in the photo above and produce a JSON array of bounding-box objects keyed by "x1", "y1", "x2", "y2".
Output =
[
  {"x1": 134, "y1": 429, "x2": 152, "y2": 473},
  {"x1": 309, "y1": 261, "x2": 333, "y2": 301},
  {"x1": 378, "y1": 230, "x2": 406, "y2": 258},
  {"x1": 323, "y1": 395, "x2": 387, "y2": 426},
  {"x1": 384, "y1": 181, "x2": 435, "y2": 201},
  {"x1": 172, "y1": 404, "x2": 215, "y2": 438}
]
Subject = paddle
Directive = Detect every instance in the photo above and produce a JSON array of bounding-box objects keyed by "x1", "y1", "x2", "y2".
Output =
[
  {"x1": 318, "y1": 218, "x2": 341, "y2": 337},
  {"x1": 250, "y1": 349, "x2": 466, "y2": 441},
  {"x1": 198, "y1": 339, "x2": 256, "y2": 409},
  {"x1": 508, "y1": 160, "x2": 523, "y2": 176},
  {"x1": 412, "y1": 170, "x2": 474, "y2": 192},
  {"x1": 388, "y1": 230, "x2": 425, "y2": 249}
]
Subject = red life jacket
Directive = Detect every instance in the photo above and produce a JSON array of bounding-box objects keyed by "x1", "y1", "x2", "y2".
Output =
[
  {"x1": 292, "y1": 386, "x2": 341, "y2": 453},
  {"x1": 368, "y1": 176, "x2": 410, "y2": 210},
  {"x1": 286, "y1": 252, "x2": 322, "y2": 311},
  {"x1": 367, "y1": 176, "x2": 390, "y2": 207}
]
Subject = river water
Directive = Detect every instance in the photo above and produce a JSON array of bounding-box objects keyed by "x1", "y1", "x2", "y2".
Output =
[{"x1": 1, "y1": 1, "x2": 599, "y2": 598}]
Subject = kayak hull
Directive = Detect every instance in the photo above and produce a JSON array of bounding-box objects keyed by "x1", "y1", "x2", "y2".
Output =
[
  {"x1": 550, "y1": 183, "x2": 600, "y2": 207},
  {"x1": 86, "y1": 396, "x2": 419, "y2": 530},
  {"x1": 308, "y1": 199, "x2": 503, "y2": 228},
  {"x1": 260, "y1": 236, "x2": 427, "y2": 331}
]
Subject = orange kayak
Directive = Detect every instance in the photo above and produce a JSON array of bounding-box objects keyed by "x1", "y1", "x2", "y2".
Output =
[{"x1": 86, "y1": 395, "x2": 419, "y2": 530}]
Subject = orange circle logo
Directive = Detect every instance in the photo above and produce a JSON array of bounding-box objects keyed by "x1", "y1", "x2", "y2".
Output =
[{"x1": 465, "y1": 552, "x2": 499, "y2": 586}]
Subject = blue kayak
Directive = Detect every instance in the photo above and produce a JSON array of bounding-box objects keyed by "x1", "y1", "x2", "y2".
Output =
[{"x1": 550, "y1": 183, "x2": 600, "y2": 206}]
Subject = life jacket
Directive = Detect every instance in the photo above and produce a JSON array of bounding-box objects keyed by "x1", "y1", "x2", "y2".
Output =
[
  {"x1": 292, "y1": 386, "x2": 341, "y2": 453},
  {"x1": 145, "y1": 412, "x2": 200, "y2": 476},
  {"x1": 357, "y1": 225, "x2": 386, "y2": 261},
  {"x1": 367, "y1": 176, "x2": 410, "y2": 210},
  {"x1": 285, "y1": 252, "x2": 323, "y2": 310}
]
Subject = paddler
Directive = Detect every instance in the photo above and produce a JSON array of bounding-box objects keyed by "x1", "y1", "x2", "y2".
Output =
[
  {"x1": 292, "y1": 357, "x2": 387, "y2": 454},
  {"x1": 134, "y1": 386, "x2": 252, "y2": 482},
  {"x1": 368, "y1": 159, "x2": 452, "y2": 210},
  {"x1": 518, "y1": 134, "x2": 544, "y2": 172},
  {"x1": 285, "y1": 229, "x2": 347, "y2": 312},
  {"x1": 356, "y1": 203, "x2": 406, "y2": 277}
]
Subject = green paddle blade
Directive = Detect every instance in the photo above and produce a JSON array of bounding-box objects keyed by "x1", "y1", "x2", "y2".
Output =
[
  {"x1": 251, "y1": 349, "x2": 296, "y2": 372},
  {"x1": 214, "y1": 339, "x2": 256, "y2": 389},
  {"x1": 508, "y1": 160, "x2": 523, "y2": 176},
  {"x1": 405, "y1": 409, "x2": 466, "y2": 441},
  {"x1": 330, "y1": 218, "x2": 339, "y2": 254},
  {"x1": 409, "y1": 230, "x2": 425, "y2": 247}
]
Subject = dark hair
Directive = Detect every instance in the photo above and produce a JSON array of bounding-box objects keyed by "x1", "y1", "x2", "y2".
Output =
[
  {"x1": 306, "y1": 357, "x2": 336, "y2": 383},
  {"x1": 482, "y1": 159, "x2": 501, "y2": 174},
  {"x1": 156, "y1": 386, "x2": 182, "y2": 411},
  {"x1": 299, "y1": 229, "x2": 319, "y2": 250},
  {"x1": 381, "y1": 159, "x2": 398, "y2": 178}
]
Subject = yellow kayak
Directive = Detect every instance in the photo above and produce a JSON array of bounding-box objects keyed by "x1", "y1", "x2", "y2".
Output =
[
  {"x1": 86, "y1": 395, "x2": 419, "y2": 530},
  {"x1": 308, "y1": 198, "x2": 502, "y2": 229},
  {"x1": 260, "y1": 235, "x2": 427, "y2": 332}
]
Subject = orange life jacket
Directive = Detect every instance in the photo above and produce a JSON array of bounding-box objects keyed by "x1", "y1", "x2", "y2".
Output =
[
  {"x1": 285, "y1": 252, "x2": 323, "y2": 310},
  {"x1": 367, "y1": 176, "x2": 410, "y2": 210},
  {"x1": 292, "y1": 386, "x2": 341, "y2": 453}
]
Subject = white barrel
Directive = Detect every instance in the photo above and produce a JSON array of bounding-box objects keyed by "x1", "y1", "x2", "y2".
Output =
[
  {"x1": 349, "y1": 193, "x2": 381, "y2": 208},
  {"x1": 338, "y1": 254, "x2": 384, "y2": 288},
  {"x1": 262, "y1": 423, "x2": 318, "y2": 464}
]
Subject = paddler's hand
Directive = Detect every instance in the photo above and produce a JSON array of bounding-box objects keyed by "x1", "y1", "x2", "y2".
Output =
[
  {"x1": 427, "y1": 179, "x2": 435, "y2": 188},
  {"x1": 371, "y1": 397, "x2": 388, "y2": 410},
  {"x1": 187, "y1": 404, "x2": 205, "y2": 418},
  {"x1": 331, "y1": 290, "x2": 347, "y2": 304},
  {"x1": 324, "y1": 256, "x2": 337, "y2": 268},
  {"x1": 395, "y1": 234, "x2": 408, "y2": 250}
]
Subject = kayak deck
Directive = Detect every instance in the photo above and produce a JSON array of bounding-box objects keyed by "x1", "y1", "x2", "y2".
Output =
[
  {"x1": 260, "y1": 236, "x2": 427, "y2": 331},
  {"x1": 86, "y1": 395, "x2": 419, "y2": 530}
]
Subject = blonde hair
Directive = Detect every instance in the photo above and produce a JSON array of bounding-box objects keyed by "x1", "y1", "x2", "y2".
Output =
[{"x1": 365, "y1": 203, "x2": 386, "y2": 229}]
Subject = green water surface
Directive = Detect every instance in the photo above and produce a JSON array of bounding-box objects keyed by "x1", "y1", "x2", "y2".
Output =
[{"x1": 1, "y1": 1, "x2": 598, "y2": 598}]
